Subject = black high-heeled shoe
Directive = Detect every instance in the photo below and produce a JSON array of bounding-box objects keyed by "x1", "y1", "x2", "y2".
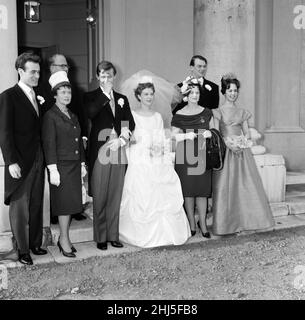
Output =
[
  {"x1": 197, "y1": 221, "x2": 211, "y2": 239},
  {"x1": 71, "y1": 245, "x2": 77, "y2": 253},
  {"x1": 57, "y1": 240, "x2": 76, "y2": 258},
  {"x1": 191, "y1": 230, "x2": 196, "y2": 237}
]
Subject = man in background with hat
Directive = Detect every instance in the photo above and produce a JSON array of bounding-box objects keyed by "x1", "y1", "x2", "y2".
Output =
[{"x1": 0, "y1": 52, "x2": 47, "y2": 265}]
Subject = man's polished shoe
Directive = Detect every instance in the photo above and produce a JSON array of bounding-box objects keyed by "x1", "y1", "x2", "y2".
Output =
[
  {"x1": 30, "y1": 247, "x2": 48, "y2": 255},
  {"x1": 110, "y1": 241, "x2": 124, "y2": 248},
  {"x1": 18, "y1": 253, "x2": 33, "y2": 265},
  {"x1": 97, "y1": 242, "x2": 107, "y2": 250},
  {"x1": 73, "y1": 213, "x2": 87, "y2": 221}
]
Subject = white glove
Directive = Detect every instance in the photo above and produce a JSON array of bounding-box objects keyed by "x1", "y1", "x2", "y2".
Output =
[
  {"x1": 47, "y1": 164, "x2": 60, "y2": 187},
  {"x1": 81, "y1": 162, "x2": 87, "y2": 178},
  {"x1": 184, "y1": 132, "x2": 197, "y2": 141},
  {"x1": 120, "y1": 127, "x2": 132, "y2": 140},
  {"x1": 174, "y1": 132, "x2": 197, "y2": 142},
  {"x1": 9, "y1": 163, "x2": 22, "y2": 179},
  {"x1": 202, "y1": 130, "x2": 212, "y2": 139},
  {"x1": 107, "y1": 138, "x2": 122, "y2": 151}
]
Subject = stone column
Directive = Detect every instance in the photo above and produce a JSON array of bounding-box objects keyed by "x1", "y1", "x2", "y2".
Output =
[
  {"x1": 194, "y1": 0, "x2": 256, "y2": 124},
  {"x1": 0, "y1": 0, "x2": 17, "y2": 236}
]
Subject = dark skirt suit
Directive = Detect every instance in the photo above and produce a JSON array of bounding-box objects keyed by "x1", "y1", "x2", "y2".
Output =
[
  {"x1": 171, "y1": 108, "x2": 213, "y2": 197},
  {"x1": 42, "y1": 105, "x2": 85, "y2": 216}
]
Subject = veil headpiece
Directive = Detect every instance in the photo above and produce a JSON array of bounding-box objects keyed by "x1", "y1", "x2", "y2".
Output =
[
  {"x1": 120, "y1": 70, "x2": 180, "y2": 128},
  {"x1": 222, "y1": 72, "x2": 238, "y2": 81},
  {"x1": 138, "y1": 75, "x2": 153, "y2": 84}
]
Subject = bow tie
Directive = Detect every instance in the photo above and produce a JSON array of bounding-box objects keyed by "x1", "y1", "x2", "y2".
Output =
[{"x1": 198, "y1": 78, "x2": 204, "y2": 86}]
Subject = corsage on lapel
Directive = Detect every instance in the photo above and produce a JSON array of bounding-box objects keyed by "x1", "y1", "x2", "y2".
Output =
[
  {"x1": 118, "y1": 98, "x2": 124, "y2": 108},
  {"x1": 205, "y1": 84, "x2": 212, "y2": 91},
  {"x1": 37, "y1": 95, "x2": 45, "y2": 105}
]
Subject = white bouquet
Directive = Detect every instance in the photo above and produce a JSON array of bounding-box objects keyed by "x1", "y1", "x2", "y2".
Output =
[
  {"x1": 149, "y1": 134, "x2": 171, "y2": 158},
  {"x1": 224, "y1": 135, "x2": 253, "y2": 152}
]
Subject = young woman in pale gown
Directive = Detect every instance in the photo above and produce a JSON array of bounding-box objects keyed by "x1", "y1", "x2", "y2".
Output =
[
  {"x1": 212, "y1": 74, "x2": 275, "y2": 235},
  {"x1": 119, "y1": 79, "x2": 191, "y2": 248}
]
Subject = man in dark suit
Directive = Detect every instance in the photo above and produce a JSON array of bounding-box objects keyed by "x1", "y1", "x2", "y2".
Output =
[
  {"x1": 0, "y1": 52, "x2": 47, "y2": 265},
  {"x1": 173, "y1": 55, "x2": 219, "y2": 114},
  {"x1": 84, "y1": 61, "x2": 135, "y2": 251},
  {"x1": 37, "y1": 53, "x2": 87, "y2": 222}
]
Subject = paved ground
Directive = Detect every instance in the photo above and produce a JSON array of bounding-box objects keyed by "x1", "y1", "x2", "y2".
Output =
[{"x1": 1, "y1": 216, "x2": 305, "y2": 300}]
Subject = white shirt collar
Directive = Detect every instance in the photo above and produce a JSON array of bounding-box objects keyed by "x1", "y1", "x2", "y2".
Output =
[
  {"x1": 18, "y1": 81, "x2": 33, "y2": 96},
  {"x1": 100, "y1": 86, "x2": 113, "y2": 97}
]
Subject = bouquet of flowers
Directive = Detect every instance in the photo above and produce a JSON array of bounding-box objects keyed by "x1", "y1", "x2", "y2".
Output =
[
  {"x1": 224, "y1": 135, "x2": 253, "y2": 153},
  {"x1": 149, "y1": 135, "x2": 171, "y2": 158},
  {"x1": 149, "y1": 141, "x2": 165, "y2": 158}
]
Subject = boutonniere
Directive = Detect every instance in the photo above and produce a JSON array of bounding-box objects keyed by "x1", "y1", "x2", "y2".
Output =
[
  {"x1": 205, "y1": 84, "x2": 212, "y2": 91},
  {"x1": 118, "y1": 98, "x2": 124, "y2": 108},
  {"x1": 37, "y1": 95, "x2": 45, "y2": 105}
]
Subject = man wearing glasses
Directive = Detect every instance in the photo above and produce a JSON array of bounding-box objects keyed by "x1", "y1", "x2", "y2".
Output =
[{"x1": 38, "y1": 54, "x2": 88, "y2": 222}]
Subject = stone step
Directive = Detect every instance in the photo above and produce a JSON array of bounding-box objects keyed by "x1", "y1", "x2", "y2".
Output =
[
  {"x1": 286, "y1": 171, "x2": 305, "y2": 185},
  {"x1": 50, "y1": 197, "x2": 305, "y2": 244},
  {"x1": 3, "y1": 193, "x2": 305, "y2": 251},
  {"x1": 49, "y1": 202, "x2": 93, "y2": 244}
]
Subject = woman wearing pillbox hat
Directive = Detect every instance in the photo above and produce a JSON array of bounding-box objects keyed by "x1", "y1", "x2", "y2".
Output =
[{"x1": 42, "y1": 71, "x2": 87, "y2": 257}]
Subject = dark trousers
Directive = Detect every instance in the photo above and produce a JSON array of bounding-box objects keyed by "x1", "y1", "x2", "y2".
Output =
[
  {"x1": 92, "y1": 158, "x2": 125, "y2": 243},
  {"x1": 9, "y1": 149, "x2": 44, "y2": 254}
]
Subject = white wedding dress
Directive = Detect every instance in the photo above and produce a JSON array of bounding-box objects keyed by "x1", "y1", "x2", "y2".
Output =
[{"x1": 119, "y1": 111, "x2": 191, "y2": 248}]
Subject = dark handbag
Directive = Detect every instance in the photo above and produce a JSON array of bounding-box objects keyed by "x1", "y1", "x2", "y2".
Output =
[{"x1": 206, "y1": 128, "x2": 226, "y2": 171}]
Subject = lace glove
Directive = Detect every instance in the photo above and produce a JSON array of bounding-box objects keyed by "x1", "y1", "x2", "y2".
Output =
[
  {"x1": 47, "y1": 164, "x2": 60, "y2": 187},
  {"x1": 81, "y1": 162, "x2": 87, "y2": 178}
]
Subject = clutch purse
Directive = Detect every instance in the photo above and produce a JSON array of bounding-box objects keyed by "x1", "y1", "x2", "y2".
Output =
[{"x1": 206, "y1": 128, "x2": 226, "y2": 171}]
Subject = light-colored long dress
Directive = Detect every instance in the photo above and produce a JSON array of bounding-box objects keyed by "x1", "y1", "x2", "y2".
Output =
[
  {"x1": 212, "y1": 107, "x2": 275, "y2": 235},
  {"x1": 119, "y1": 111, "x2": 191, "y2": 248}
]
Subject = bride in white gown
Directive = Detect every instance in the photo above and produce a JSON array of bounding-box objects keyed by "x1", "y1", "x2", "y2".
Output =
[{"x1": 119, "y1": 73, "x2": 191, "y2": 248}]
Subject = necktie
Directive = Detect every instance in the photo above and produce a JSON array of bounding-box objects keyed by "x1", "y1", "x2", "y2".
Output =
[
  {"x1": 30, "y1": 89, "x2": 39, "y2": 116},
  {"x1": 109, "y1": 94, "x2": 115, "y2": 117}
]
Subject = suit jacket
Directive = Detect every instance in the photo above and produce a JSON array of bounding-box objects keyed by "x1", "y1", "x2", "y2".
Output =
[
  {"x1": 173, "y1": 78, "x2": 220, "y2": 114},
  {"x1": 0, "y1": 84, "x2": 43, "y2": 205},
  {"x1": 84, "y1": 88, "x2": 135, "y2": 179},
  {"x1": 42, "y1": 104, "x2": 85, "y2": 165}
]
